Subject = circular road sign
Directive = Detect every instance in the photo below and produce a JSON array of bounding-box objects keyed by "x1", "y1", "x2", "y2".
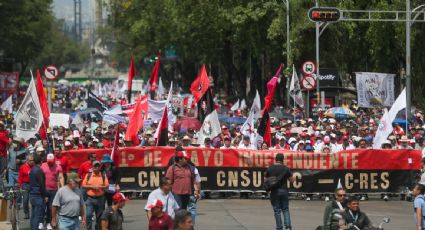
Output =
[
  {"x1": 302, "y1": 61, "x2": 316, "y2": 75},
  {"x1": 301, "y1": 75, "x2": 316, "y2": 90},
  {"x1": 43, "y1": 64, "x2": 59, "y2": 80}
]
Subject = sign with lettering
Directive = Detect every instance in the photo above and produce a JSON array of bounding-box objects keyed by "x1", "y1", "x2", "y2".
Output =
[
  {"x1": 63, "y1": 148, "x2": 420, "y2": 193},
  {"x1": 311, "y1": 68, "x2": 339, "y2": 87}
]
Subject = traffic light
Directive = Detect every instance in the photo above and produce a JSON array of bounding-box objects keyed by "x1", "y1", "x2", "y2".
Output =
[{"x1": 308, "y1": 7, "x2": 341, "y2": 22}]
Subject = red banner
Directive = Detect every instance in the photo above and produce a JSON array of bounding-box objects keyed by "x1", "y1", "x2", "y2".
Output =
[{"x1": 63, "y1": 148, "x2": 421, "y2": 170}]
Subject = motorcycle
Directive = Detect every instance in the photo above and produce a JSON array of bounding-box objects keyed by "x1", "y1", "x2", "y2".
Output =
[{"x1": 344, "y1": 217, "x2": 390, "y2": 230}]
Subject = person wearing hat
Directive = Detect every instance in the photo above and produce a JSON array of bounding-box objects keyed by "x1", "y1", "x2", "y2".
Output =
[
  {"x1": 100, "y1": 154, "x2": 121, "y2": 207},
  {"x1": 338, "y1": 136, "x2": 355, "y2": 151},
  {"x1": 265, "y1": 153, "x2": 294, "y2": 230},
  {"x1": 220, "y1": 136, "x2": 232, "y2": 149},
  {"x1": 147, "y1": 199, "x2": 173, "y2": 230},
  {"x1": 190, "y1": 137, "x2": 200, "y2": 147},
  {"x1": 202, "y1": 137, "x2": 212, "y2": 148},
  {"x1": 101, "y1": 193, "x2": 129, "y2": 230},
  {"x1": 7, "y1": 137, "x2": 29, "y2": 186},
  {"x1": 0, "y1": 120, "x2": 10, "y2": 192},
  {"x1": 239, "y1": 135, "x2": 254, "y2": 149},
  {"x1": 83, "y1": 160, "x2": 109, "y2": 230},
  {"x1": 51, "y1": 172, "x2": 85, "y2": 230},
  {"x1": 181, "y1": 135, "x2": 191, "y2": 147},
  {"x1": 41, "y1": 153, "x2": 65, "y2": 229},
  {"x1": 165, "y1": 149, "x2": 198, "y2": 210},
  {"x1": 381, "y1": 140, "x2": 393, "y2": 149},
  {"x1": 35, "y1": 146, "x2": 46, "y2": 161},
  {"x1": 397, "y1": 135, "x2": 413, "y2": 149}
]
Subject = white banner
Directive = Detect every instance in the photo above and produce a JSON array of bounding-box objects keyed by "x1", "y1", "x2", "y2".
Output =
[{"x1": 356, "y1": 72, "x2": 395, "y2": 108}]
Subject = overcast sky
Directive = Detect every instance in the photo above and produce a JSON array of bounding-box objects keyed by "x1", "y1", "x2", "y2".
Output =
[{"x1": 52, "y1": 0, "x2": 94, "y2": 23}]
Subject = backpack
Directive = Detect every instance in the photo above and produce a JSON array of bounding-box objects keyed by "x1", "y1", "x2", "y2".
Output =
[
  {"x1": 263, "y1": 173, "x2": 284, "y2": 192},
  {"x1": 86, "y1": 171, "x2": 106, "y2": 185}
]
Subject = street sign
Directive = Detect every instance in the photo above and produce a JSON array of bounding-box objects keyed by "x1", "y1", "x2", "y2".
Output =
[
  {"x1": 301, "y1": 75, "x2": 316, "y2": 90},
  {"x1": 308, "y1": 7, "x2": 341, "y2": 22},
  {"x1": 302, "y1": 61, "x2": 316, "y2": 75},
  {"x1": 43, "y1": 64, "x2": 59, "y2": 80}
]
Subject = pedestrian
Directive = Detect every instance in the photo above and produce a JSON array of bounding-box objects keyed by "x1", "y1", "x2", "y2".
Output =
[
  {"x1": 17, "y1": 154, "x2": 34, "y2": 219},
  {"x1": 41, "y1": 153, "x2": 65, "y2": 230},
  {"x1": 29, "y1": 154, "x2": 47, "y2": 230},
  {"x1": 173, "y1": 209, "x2": 193, "y2": 230},
  {"x1": 51, "y1": 172, "x2": 86, "y2": 230},
  {"x1": 53, "y1": 145, "x2": 69, "y2": 183},
  {"x1": 322, "y1": 188, "x2": 347, "y2": 230},
  {"x1": 100, "y1": 192, "x2": 128, "y2": 230},
  {"x1": 340, "y1": 196, "x2": 374, "y2": 229},
  {"x1": 83, "y1": 160, "x2": 109, "y2": 230},
  {"x1": 0, "y1": 121, "x2": 10, "y2": 192},
  {"x1": 100, "y1": 154, "x2": 121, "y2": 207},
  {"x1": 147, "y1": 199, "x2": 173, "y2": 230},
  {"x1": 165, "y1": 150, "x2": 197, "y2": 210},
  {"x1": 78, "y1": 152, "x2": 97, "y2": 200},
  {"x1": 145, "y1": 177, "x2": 179, "y2": 219},
  {"x1": 265, "y1": 153, "x2": 294, "y2": 230},
  {"x1": 7, "y1": 137, "x2": 28, "y2": 186},
  {"x1": 412, "y1": 183, "x2": 425, "y2": 230}
]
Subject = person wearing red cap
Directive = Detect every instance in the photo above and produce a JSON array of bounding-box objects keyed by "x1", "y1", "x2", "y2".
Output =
[
  {"x1": 147, "y1": 199, "x2": 173, "y2": 230},
  {"x1": 100, "y1": 192, "x2": 129, "y2": 230},
  {"x1": 41, "y1": 153, "x2": 64, "y2": 230},
  {"x1": 165, "y1": 149, "x2": 198, "y2": 210}
]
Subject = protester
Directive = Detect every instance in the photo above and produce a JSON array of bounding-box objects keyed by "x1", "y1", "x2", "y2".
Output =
[
  {"x1": 83, "y1": 160, "x2": 109, "y2": 230},
  {"x1": 78, "y1": 152, "x2": 97, "y2": 200},
  {"x1": 51, "y1": 172, "x2": 86, "y2": 230},
  {"x1": 340, "y1": 196, "x2": 374, "y2": 229},
  {"x1": 100, "y1": 192, "x2": 128, "y2": 230},
  {"x1": 8, "y1": 137, "x2": 28, "y2": 186},
  {"x1": 412, "y1": 183, "x2": 425, "y2": 230},
  {"x1": 18, "y1": 154, "x2": 34, "y2": 219},
  {"x1": 265, "y1": 153, "x2": 294, "y2": 230},
  {"x1": 147, "y1": 199, "x2": 174, "y2": 230},
  {"x1": 165, "y1": 150, "x2": 197, "y2": 210},
  {"x1": 145, "y1": 177, "x2": 179, "y2": 219},
  {"x1": 29, "y1": 154, "x2": 47, "y2": 230},
  {"x1": 322, "y1": 188, "x2": 347, "y2": 230},
  {"x1": 0, "y1": 121, "x2": 10, "y2": 192},
  {"x1": 100, "y1": 154, "x2": 121, "y2": 207},
  {"x1": 41, "y1": 153, "x2": 64, "y2": 230},
  {"x1": 173, "y1": 209, "x2": 193, "y2": 230}
]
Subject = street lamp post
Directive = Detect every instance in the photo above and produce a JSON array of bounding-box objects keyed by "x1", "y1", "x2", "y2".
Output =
[{"x1": 315, "y1": 0, "x2": 321, "y2": 109}]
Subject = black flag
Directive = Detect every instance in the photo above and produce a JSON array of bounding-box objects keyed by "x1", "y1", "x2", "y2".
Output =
[
  {"x1": 197, "y1": 88, "x2": 214, "y2": 123},
  {"x1": 87, "y1": 91, "x2": 109, "y2": 113}
]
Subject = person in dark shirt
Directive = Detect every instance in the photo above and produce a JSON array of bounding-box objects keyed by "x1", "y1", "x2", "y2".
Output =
[
  {"x1": 340, "y1": 196, "x2": 375, "y2": 230},
  {"x1": 265, "y1": 153, "x2": 294, "y2": 230},
  {"x1": 148, "y1": 199, "x2": 173, "y2": 230},
  {"x1": 322, "y1": 188, "x2": 347, "y2": 230},
  {"x1": 101, "y1": 192, "x2": 128, "y2": 230},
  {"x1": 29, "y1": 154, "x2": 47, "y2": 230}
]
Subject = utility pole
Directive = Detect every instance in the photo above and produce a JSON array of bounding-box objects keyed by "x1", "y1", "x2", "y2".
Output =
[
  {"x1": 315, "y1": 0, "x2": 321, "y2": 109},
  {"x1": 406, "y1": 0, "x2": 411, "y2": 119}
]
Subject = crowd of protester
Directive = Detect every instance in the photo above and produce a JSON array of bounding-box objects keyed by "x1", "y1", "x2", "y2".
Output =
[{"x1": 1, "y1": 81, "x2": 425, "y2": 230}]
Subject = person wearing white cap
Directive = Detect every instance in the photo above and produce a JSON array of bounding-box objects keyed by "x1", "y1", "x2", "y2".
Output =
[
  {"x1": 182, "y1": 135, "x2": 191, "y2": 147},
  {"x1": 41, "y1": 153, "x2": 65, "y2": 230}
]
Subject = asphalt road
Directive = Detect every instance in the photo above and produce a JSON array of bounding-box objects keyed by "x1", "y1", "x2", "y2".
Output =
[{"x1": 11, "y1": 196, "x2": 415, "y2": 230}]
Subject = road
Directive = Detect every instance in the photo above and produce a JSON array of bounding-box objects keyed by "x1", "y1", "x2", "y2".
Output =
[{"x1": 9, "y1": 196, "x2": 415, "y2": 230}]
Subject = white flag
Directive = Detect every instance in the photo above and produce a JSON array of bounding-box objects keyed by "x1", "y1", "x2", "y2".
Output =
[
  {"x1": 197, "y1": 110, "x2": 222, "y2": 145},
  {"x1": 0, "y1": 95, "x2": 13, "y2": 113},
  {"x1": 230, "y1": 99, "x2": 240, "y2": 111},
  {"x1": 289, "y1": 65, "x2": 304, "y2": 107},
  {"x1": 251, "y1": 90, "x2": 262, "y2": 119},
  {"x1": 372, "y1": 88, "x2": 406, "y2": 149},
  {"x1": 337, "y1": 178, "x2": 343, "y2": 189},
  {"x1": 157, "y1": 77, "x2": 165, "y2": 96},
  {"x1": 239, "y1": 99, "x2": 247, "y2": 110},
  {"x1": 15, "y1": 77, "x2": 43, "y2": 140}
]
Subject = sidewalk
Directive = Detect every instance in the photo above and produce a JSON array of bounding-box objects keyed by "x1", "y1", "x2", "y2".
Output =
[{"x1": 0, "y1": 221, "x2": 12, "y2": 230}]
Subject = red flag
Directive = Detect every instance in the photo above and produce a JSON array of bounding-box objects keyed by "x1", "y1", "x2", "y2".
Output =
[
  {"x1": 110, "y1": 125, "x2": 121, "y2": 168},
  {"x1": 148, "y1": 56, "x2": 160, "y2": 92},
  {"x1": 257, "y1": 110, "x2": 271, "y2": 147},
  {"x1": 127, "y1": 56, "x2": 136, "y2": 102},
  {"x1": 190, "y1": 64, "x2": 210, "y2": 102},
  {"x1": 36, "y1": 69, "x2": 50, "y2": 140},
  {"x1": 124, "y1": 96, "x2": 147, "y2": 145},
  {"x1": 155, "y1": 106, "x2": 168, "y2": 146},
  {"x1": 264, "y1": 65, "x2": 283, "y2": 112}
]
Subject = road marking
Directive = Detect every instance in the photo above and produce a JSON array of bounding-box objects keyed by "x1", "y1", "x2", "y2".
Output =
[{"x1": 318, "y1": 179, "x2": 334, "y2": 184}]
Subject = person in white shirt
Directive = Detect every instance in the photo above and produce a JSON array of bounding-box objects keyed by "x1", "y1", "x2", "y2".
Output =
[
  {"x1": 238, "y1": 135, "x2": 255, "y2": 149},
  {"x1": 220, "y1": 136, "x2": 232, "y2": 149},
  {"x1": 145, "y1": 177, "x2": 179, "y2": 219},
  {"x1": 338, "y1": 137, "x2": 355, "y2": 151}
]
